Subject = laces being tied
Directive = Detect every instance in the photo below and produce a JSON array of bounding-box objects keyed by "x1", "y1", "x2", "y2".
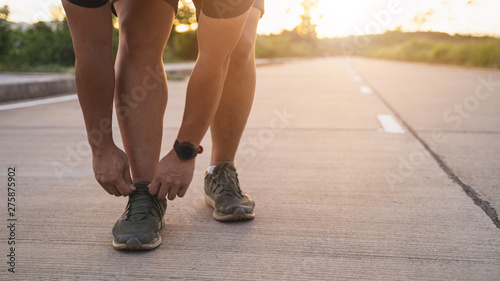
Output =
[{"x1": 126, "y1": 188, "x2": 160, "y2": 222}]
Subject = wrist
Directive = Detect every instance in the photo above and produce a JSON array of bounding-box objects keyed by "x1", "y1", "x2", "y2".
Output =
[{"x1": 89, "y1": 138, "x2": 116, "y2": 156}]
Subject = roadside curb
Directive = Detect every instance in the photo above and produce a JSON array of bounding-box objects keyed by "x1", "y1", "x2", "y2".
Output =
[
  {"x1": 0, "y1": 74, "x2": 76, "y2": 103},
  {"x1": 0, "y1": 57, "x2": 301, "y2": 103}
]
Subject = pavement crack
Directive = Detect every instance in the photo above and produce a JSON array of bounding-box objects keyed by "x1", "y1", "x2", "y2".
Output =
[
  {"x1": 406, "y1": 130, "x2": 500, "y2": 229},
  {"x1": 359, "y1": 74, "x2": 500, "y2": 229}
]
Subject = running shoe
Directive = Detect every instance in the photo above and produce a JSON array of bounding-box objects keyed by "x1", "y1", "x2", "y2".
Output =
[
  {"x1": 204, "y1": 163, "x2": 255, "y2": 221},
  {"x1": 112, "y1": 181, "x2": 166, "y2": 250}
]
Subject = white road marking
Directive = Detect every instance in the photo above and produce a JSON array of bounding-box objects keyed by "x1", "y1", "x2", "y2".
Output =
[
  {"x1": 360, "y1": 85, "x2": 373, "y2": 95},
  {"x1": 0, "y1": 94, "x2": 78, "y2": 111},
  {"x1": 376, "y1": 114, "x2": 406, "y2": 134}
]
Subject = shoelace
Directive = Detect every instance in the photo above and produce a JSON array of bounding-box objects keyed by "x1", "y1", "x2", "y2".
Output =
[
  {"x1": 212, "y1": 167, "x2": 244, "y2": 198},
  {"x1": 125, "y1": 190, "x2": 162, "y2": 222}
]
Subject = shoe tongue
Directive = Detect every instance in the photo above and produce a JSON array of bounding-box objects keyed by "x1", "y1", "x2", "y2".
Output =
[
  {"x1": 213, "y1": 163, "x2": 235, "y2": 175},
  {"x1": 134, "y1": 186, "x2": 149, "y2": 193},
  {"x1": 212, "y1": 163, "x2": 243, "y2": 197},
  {"x1": 134, "y1": 181, "x2": 151, "y2": 190}
]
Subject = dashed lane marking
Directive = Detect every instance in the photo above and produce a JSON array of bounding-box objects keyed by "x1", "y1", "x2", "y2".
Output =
[
  {"x1": 376, "y1": 114, "x2": 406, "y2": 134},
  {"x1": 360, "y1": 85, "x2": 373, "y2": 95}
]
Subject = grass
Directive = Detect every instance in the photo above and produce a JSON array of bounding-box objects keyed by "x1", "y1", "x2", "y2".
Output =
[
  {"x1": 0, "y1": 63, "x2": 75, "y2": 73},
  {"x1": 2, "y1": 31, "x2": 499, "y2": 73},
  {"x1": 359, "y1": 31, "x2": 500, "y2": 69}
]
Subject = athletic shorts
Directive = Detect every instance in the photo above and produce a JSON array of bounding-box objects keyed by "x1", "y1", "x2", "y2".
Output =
[
  {"x1": 191, "y1": 0, "x2": 265, "y2": 19},
  {"x1": 66, "y1": 0, "x2": 265, "y2": 19}
]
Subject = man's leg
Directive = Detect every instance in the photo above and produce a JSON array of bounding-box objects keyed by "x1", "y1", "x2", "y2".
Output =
[
  {"x1": 175, "y1": 8, "x2": 253, "y2": 144},
  {"x1": 62, "y1": 0, "x2": 135, "y2": 197},
  {"x1": 202, "y1": 7, "x2": 261, "y2": 221},
  {"x1": 110, "y1": 0, "x2": 175, "y2": 251},
  {"x1": 113, "y1": 0, "x2": 175, "y2": 183},
  {"x1": 149, "y1": 5, "x2": 254, "y2": 200},
  {"x1": 209, "y1": 7, "x2": 262, "y2": 165}
]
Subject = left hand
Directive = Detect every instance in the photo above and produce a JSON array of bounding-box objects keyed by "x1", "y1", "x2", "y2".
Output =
[{"x1": 148, "y1": 149, "x2": 195, "y2": 200}]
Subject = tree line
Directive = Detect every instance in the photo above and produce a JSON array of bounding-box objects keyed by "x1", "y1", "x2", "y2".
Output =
[{"x1": 0, "y1": 2, "x2": 325, "y2": 72}]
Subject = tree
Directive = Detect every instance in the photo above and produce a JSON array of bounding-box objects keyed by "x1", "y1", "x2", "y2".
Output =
[
  {"x1": 165, "y1": 0, "x2": 198, "y2": 61},
  {"x1": 296, "y1": 0, "x2": 318, "y2": 43},
  {"x1": 0, "y1": 5, "x2": 12, "y2": 60},
  {"x1": 174, "y1": 0, "x2": 197, "y2": 26}
]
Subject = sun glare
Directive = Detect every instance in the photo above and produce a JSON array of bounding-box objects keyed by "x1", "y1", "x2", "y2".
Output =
[
  {"x1": 257, "y1": 0, "x2": 405, "y2": 38},
  {"x1": 2, "y1": 0, "x2": 500, "y2": 38},
  {"x1": 175, "y1": 24, "x2": 190, "y2": 33},
  {"x1": 257, "y1": 0, "x2": 500, "y2": 38},
  {"x1": 257, "y1": 0, "x2": 303, "y2": 35},
  {"x1": 313, "y1": 1, "x2": 372, "y2": 38}
]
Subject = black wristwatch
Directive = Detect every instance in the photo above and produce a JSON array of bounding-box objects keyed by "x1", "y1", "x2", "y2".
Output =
[{"x1": 173, "y1": 140, "x2": 203, "y2": 160}]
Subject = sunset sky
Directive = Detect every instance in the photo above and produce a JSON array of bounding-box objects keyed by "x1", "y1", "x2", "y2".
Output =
[{"x1": 2, "y1": 0, "x2": 500, "y2": 38}]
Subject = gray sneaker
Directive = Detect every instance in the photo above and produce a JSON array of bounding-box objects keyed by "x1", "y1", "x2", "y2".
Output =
[
  {"x1": 204, "y1": 163, "x2": 255, "y2": 221},
  {"x1": 112, "y1": 181, "x2": 166, "y2": 250}
]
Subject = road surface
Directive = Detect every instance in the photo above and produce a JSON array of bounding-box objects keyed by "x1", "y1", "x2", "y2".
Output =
[{"x1": 0, "y1": 57, "x2": 499, "y2": 280}]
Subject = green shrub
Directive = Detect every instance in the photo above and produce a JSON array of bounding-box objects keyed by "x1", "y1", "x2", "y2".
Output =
[{"x1": 358, "y1": 31, "x2": 500, "y2": 69}]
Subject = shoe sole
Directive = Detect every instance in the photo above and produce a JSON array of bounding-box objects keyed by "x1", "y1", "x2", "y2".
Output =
[
  {"x1": 112, "y1": 219, "x2": 165, "y2": 251},
  {"x1": 204, "y1": 194, "x2": 255, "y2": 222}
]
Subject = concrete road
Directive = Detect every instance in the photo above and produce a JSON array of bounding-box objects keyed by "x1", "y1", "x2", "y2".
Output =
[{"x1": 0, "y1": 57, "x2": 499, "y2": 280}]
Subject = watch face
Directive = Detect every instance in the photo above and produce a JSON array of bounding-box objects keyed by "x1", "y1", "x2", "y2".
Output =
[
  {"x1": 180, "y1": 145, "x2": 194, "y2": 159},
  {"x1": 174, "y1": 140, "x2": 198, "y2": 160}
]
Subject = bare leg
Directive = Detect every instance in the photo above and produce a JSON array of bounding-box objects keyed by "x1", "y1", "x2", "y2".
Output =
[
  {"x1": 113, "y1": 0, "x2": 175, "y2": 183},
  {"x1": 175, "y1": 10, "x2": 252, "y2": 145},
  {"x1": 210, "y1": 8, "x2": 261, "y2": 165},
  {"x1": 150, "y1": 9, "x2": 253, "y2": 200},
  {"x1": 63, "y1": 0, "x2": 134, "y2": 196}
]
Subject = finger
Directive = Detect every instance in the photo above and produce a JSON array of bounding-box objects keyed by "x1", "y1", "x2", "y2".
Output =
[
  {"x1": 96, "y1": 177, "x2": 118, "y2": 196},
  {"x1": 178, "y1": 174, "x2": 193, "y2": 198},
  {"x1": 99, "y1": 183, "x2": 114, "y2": 195},
  {"x1": 123, "y1": 167, "x2": 135, "y2": 191},
  {"x1": 101, "y1": 175, "x2": 123, "y2": 196},
  {"x1": 177, "y1": 184, "x2": 189, "y2": 198},
  {"x1": 167, "y1": 182, "x2": 181, "y2": 201},
  {"x1": 104, "y1": 183, "x2": 121, "y2": 196},
  {"x1": 148, "y1": 179, "x2": 160, "y2": 196},
  {"x1": 115, "y1": 178, "x2": 132, "y2": 197},
  {"x1": 157, "y1": 182, "x2": 169, "y2": 200}
]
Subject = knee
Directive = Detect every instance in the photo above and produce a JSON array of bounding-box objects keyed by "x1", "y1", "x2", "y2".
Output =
[
  {"x1": 230, "y1": 32, "x2": 256, "y2": 66},
  {"x1": 72, "y1": 35, "x2": 113, "y2": 67},
  {"x1": 118, "y1": 21, "x2": 166, "y2": 57}
]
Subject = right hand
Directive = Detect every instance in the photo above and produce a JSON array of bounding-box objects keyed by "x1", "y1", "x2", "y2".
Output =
[
  {"x1": 148, "y1": 149, "x2": 195, "y2": 200},
  {"x1": 92, "y1": 144, "x2": 135, "y2": 196}
]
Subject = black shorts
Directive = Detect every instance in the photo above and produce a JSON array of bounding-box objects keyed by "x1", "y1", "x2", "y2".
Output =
[
  {"x1": 66, "y1": 0, "x2": 265, "y2": 19},
  {"x1": 191, "y1": 0, "x2": 265, "y2": 19},
  {"x1": 65, "y1": 0, "x2": 108, "y2": 8}
]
